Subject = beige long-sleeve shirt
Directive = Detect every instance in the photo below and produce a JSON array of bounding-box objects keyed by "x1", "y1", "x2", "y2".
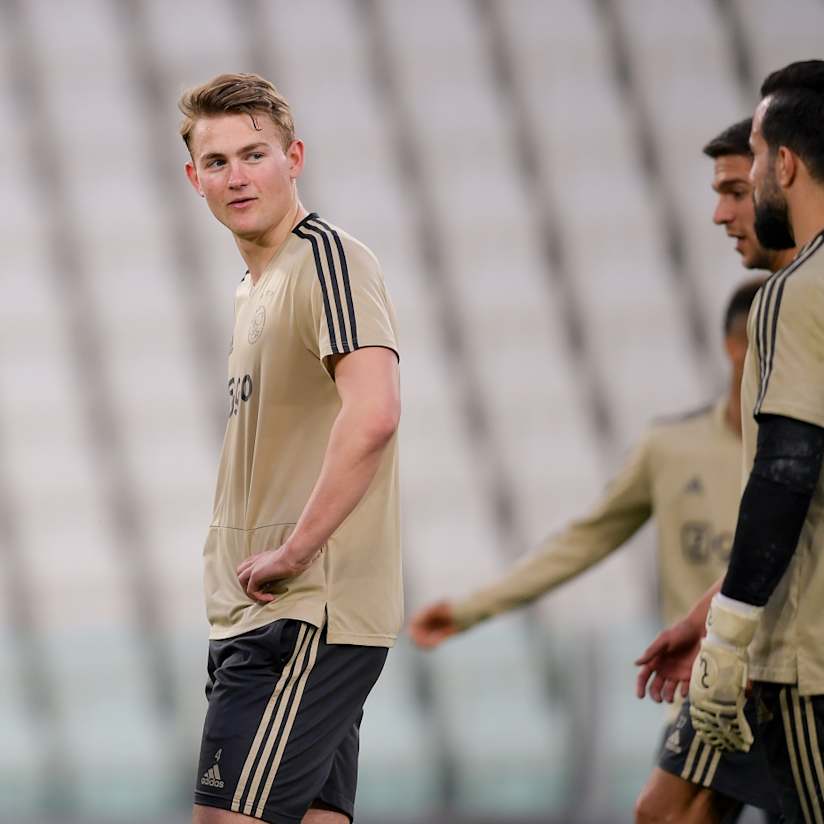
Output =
[{"x1": 452, "y1": 401, "x2": 741, "y2": 630}]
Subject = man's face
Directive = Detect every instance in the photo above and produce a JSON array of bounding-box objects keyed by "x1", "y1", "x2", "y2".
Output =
[
  {"x1": 750, "y1": 99, "x2": 796, "y2": 252},
  {"x1": 711, "y1": 154, "x2": 773, "y2": 269},
  {"x1": 185, "y1": 113, "x2": 303, "y2": 240}
]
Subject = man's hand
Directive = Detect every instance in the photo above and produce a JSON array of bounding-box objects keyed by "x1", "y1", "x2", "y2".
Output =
[
  {"x1": 688, "y1": 594, "x2": 761, "y2": 753},
  {"x1": 635, "y1": 617, "x2": 703, "y2": 703},
  {"x1": 236, "y1": 542, "x2": 319, "y2": 604},
  {"x1": 409, "y1": 601, "x2": 461, "y2": 649}
]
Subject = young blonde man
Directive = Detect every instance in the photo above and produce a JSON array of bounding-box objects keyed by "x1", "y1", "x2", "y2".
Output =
[{"x1": 181, "y1": 74, "x2": 401, "y2": 824}]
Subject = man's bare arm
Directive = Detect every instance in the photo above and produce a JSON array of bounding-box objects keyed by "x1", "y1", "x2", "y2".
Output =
[
  {"x1": 635, "y1": 575, "x2": 722, "y2": 702},
  {"x1": 410, "y1": 436, "x2": 654, "y2": 647},
  {"x1": 238, "y1": 346, "x2": 400, "y2": 601}
]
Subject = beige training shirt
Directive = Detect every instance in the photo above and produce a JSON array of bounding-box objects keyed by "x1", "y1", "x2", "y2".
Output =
[
  {"x1": 452, "y1": 400, "x2": 741, "y2": 630},
  {"x1": 742, "y1": 231, "x2": 824, "y2": 694},
  {"x1": 203, "y1": 213, "x2": 402, "y2": 647}
]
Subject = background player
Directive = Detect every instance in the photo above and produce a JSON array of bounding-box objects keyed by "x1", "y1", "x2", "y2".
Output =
[
  {"x1": 636, "y1": 60, "x2": 824, "y2": 822},
  {"x1": 636, "y1": 120, "x2": 797, "y2": 706},
  {"x1": 410, "y1": 276, "x2": 768, "y2": 823},
  {"x1": 411, "y1": 113, "x2": 804, "y2": 823},
  {"x1": 708, "y1": 118, "x2": 795, "y2": 274},
  {"x1": 632, "y1": 119, "x2": 799, "y2": 824},
  {"x1": 181, "y1": 74, "x2": 402, "y2": 824}
]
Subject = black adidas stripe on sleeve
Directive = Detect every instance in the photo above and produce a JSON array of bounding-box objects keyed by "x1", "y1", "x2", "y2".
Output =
[
  {"x1": 755, "y1": 234, "x2": 824, "y2": 414},
  {"x1": 307, "y1": 217, "x2": 359, "y2": 350},
  {"x1": 294, "y1": 217, "x2": 359, "y2": 356},
  {"x1": 294, "y1": 225, "x2": 342, "y2": 355}
]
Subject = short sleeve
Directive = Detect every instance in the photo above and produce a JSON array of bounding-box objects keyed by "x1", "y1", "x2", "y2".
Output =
[
  {"x1": 754, "y1": 266, "x2": 824, "y2": 428},
  {"x1": 296, "y1": 218, "x2": 399, "y2": 376}
]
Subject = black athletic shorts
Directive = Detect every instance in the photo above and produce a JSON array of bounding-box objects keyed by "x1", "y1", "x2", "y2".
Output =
[
  {"x1": 753, "y1": 683, "x2": 824, "y2": 824},
  {"x1": 193, "y1": 618, "x2": 387, "y2": 824},
  {"x1": 657, "y1": 695, "x2": 781, "y2": 814}
]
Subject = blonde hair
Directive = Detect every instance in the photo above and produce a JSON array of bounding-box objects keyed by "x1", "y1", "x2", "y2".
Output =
[{"x1": 178, "y1": 73, "x2": 295, "y2": 152}]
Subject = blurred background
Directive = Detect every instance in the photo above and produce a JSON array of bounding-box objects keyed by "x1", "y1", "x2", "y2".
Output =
[{"x1": 2, "y1": 0, "x2": 823, "y2": 822}]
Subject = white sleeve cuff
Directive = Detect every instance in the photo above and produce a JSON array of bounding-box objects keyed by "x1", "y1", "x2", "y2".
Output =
[{"x1": 714, "y1": 592, "x2": 763, "y2": 619}]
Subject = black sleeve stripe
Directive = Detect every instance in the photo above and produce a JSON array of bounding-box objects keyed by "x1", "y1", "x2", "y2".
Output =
[
  {"x1": 310, "y1": 218, "x2": 360, "y2": 350},
  {"x1": 755, "y1": 277, "x2": 774, "y2": 402},
  {"x1": 293, "y1": 226, "x2": 341, "y2": 355},
  {"x1": 303, "y1": 221, "x2": 351, "y2": 352},
  {"x1": 755, "y1": 272, "x2": 782, "y2": 413},
  {"x1": 762, "y1": 272, "x2": 791, "y2": 407},
  {"x1": 755, "y1": 234, "x2": 824, "y2": 414}
]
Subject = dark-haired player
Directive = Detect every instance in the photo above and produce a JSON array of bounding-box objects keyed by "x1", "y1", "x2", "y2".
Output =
[
  {"x1": 706, "y1": 118, "x2": 794, "y2": 274},
  {"x1": 633, "y1": 120, "x2": 797, "y2": 824},
  {"x1": 637, "y1": 60, "x2": 824, "y2": 823},
  {"x1": 410, "y1": 278, "x2": 767, "y2": 824},
  {"x1": 413, "y1": 109, "x2": 806, "y2": 820}
]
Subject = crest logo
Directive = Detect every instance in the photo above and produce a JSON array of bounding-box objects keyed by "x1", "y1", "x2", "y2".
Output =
[{"x1": 248, "y1": 305, "x2": 266, "y2": 344}]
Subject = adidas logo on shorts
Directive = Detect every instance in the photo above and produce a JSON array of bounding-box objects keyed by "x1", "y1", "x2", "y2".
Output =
[
  {"x1": 201, "y1": 750, "x2": 225, "y2": 789},
  {"x1": 665, "y1": 729, "x2": 682, "y2": 754}
]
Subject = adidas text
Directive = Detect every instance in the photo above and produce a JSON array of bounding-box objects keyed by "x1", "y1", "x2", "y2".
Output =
[{"x1": 201, "y1": 764, "x2": 225, "y2": 789}]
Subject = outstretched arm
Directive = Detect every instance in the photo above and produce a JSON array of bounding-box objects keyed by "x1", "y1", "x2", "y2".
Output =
[{"x1": 409, "y1": 437, "x2": 654, "y2": 648}]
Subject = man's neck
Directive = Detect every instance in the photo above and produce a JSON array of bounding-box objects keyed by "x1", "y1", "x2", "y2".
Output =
[
  {"x1": 770, "y1": 247, "x2": 798, "y2": 273},
  {"x1": 237, "y1": 199, "x2": 308, "y2": 284},
  {"x1": 788, "y1": 187, "x2": 824, "y2": 252}
]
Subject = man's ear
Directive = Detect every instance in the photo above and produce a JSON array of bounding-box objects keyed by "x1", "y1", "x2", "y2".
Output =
[
  {"x1": 185, "y1": 161, "x2": 204, "y2": 197},
  {"x1": 777, "y1": 146, "x2": 798, "y2": 189},
  {"x1": 286, "y1": 139, "x2": 305, "y2": 180}
]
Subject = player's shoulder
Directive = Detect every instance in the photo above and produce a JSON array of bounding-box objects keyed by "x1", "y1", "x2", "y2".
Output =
[
  {"x1": 644, "y1": 402, "x2": 717, "y2": 444},
  {"x1": 292, "y1": 212, "x2": 382, "y2": 275},
  {"x1": 636, "y1": 403, "x2": 722, "y2": 466},
  {"x1": 796, "y1": 230, "x2": 824, "y2": 274},
  {"x1": 773, "y1": 232, "x2": 824, "y2": 305}
]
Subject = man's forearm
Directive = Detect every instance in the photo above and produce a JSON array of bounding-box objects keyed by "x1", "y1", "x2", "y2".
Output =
[
  {"x1": 680, "y1": 416, "x2": 824, "y2": 628},
  {"x1": 452, "y1": 537, "x2": 621, "y2": 628},
  {"x1": 721, "y1": 415, "x2": 824, "y2": 606},
  {"x1": 452, "y1": 500, "x2": 650, "y2": 628},
  {"x1": 285, "y1": 403, "x2": 397, "y2": 561},
  {"x1": 684, "y1": 576, "x2": 723, "y2": 634}
]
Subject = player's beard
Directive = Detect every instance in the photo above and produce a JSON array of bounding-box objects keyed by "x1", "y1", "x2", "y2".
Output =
[{"x1": 753, "y1": 170, "x2": 795, "y2": 251}]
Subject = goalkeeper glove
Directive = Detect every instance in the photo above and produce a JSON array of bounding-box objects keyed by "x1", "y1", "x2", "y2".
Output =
[{"x1": 688, "y1": 593, "x2": 762, "y2": 752}]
